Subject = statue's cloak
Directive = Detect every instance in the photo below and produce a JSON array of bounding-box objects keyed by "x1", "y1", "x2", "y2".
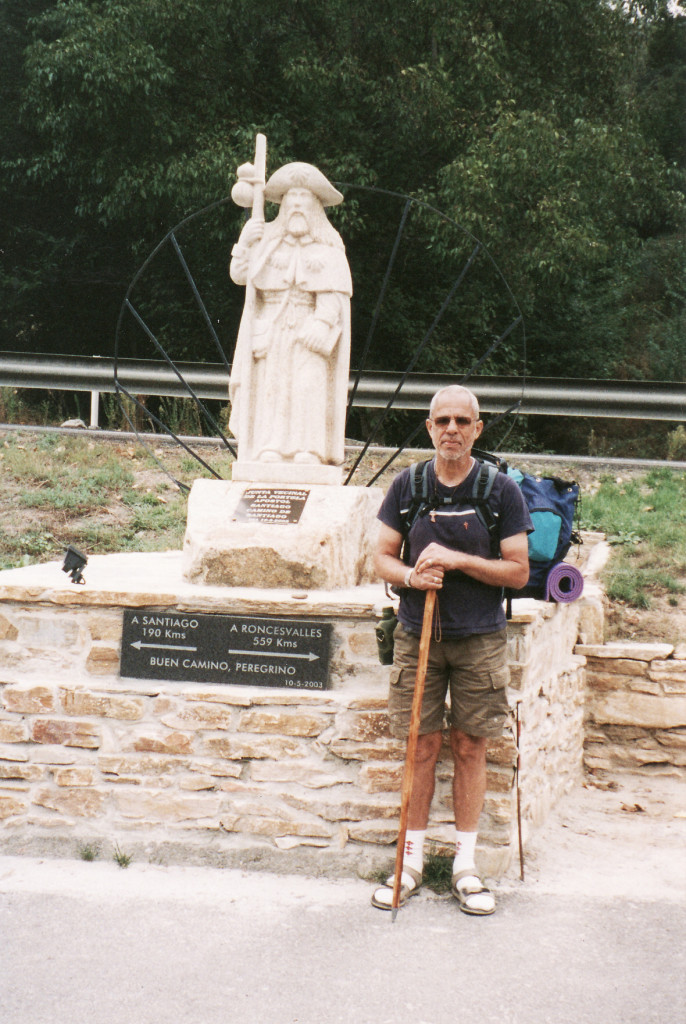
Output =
[{"x1": 229, "y1": 232, "x2": 352, "y2": 465}]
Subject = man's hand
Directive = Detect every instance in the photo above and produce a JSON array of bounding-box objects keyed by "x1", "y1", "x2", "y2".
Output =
[
  {"x1": 414, "y1": 543, "x2": 455, "y2": 577},
  {"x1": 374, "y1": 523, "x2": 445, "y2": 592},
  {"x1": 408, "y1": 551, "x2": 446, "y2": 591}
]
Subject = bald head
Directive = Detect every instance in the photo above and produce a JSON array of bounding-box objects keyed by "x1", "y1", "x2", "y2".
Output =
[{"x1": 429, "y1": 385, "x2": 479, "y2": 420}]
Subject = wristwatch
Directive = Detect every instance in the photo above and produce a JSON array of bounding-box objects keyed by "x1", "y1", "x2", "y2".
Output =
[{"x1": 403, "y1": 567, "x2": 414, "y2": 588}]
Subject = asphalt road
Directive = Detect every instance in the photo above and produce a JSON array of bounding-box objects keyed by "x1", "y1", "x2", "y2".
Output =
[{"x1": 1, "y1": 775, "x2": 684, "y2": 1024}]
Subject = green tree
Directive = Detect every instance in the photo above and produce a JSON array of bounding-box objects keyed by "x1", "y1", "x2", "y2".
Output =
[
  {"x1": 1, "y1": 0, "x2": 683, "y2": 402},
  {"x1": 434, "y1": 109, "x2": 684, "y2": 377}
]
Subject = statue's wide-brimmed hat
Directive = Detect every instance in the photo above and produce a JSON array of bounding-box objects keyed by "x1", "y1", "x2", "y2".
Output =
[{"x1": 264, "y1": 162, "x2": 343, "y2": 207}]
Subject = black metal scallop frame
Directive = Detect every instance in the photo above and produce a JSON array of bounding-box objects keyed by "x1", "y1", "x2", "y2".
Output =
[{"x1": 113, "y1": 184, "x2": 527, "y2": 489}]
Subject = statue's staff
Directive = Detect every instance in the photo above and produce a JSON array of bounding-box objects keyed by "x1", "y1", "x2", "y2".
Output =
[
  {"x1": 228, "y1": 133, "x2": 266, "y2": 445},
  {"x1": 231, "y1": 132, "x2": 267, "y2": 222}
]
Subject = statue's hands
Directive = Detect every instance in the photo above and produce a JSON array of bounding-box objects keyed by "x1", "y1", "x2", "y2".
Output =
[
  {"x1": 300, "y1": 318, "x2": 338, "y2": 356},
  {"x1": 251, "y1": 320, "x2": 270, "y2": 359},
  {"x1": 237, "y1": 219, "x2": 265, "y2": 249}
]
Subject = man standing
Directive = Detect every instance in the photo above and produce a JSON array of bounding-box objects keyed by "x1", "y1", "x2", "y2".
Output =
[
  {"x1": 372, "y1": 385, "x2": 532, "y2": 915},
  {"x1": 229, "y1": 162, "x2": 352, "y2": 470}
]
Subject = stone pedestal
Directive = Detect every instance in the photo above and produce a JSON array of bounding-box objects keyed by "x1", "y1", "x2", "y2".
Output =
[
  {"x1": 0, "y1": 543, "x2": 604, "y2": 880},
  {"x1": 182, "y1": 480, "x2": 384, "y2": 589},
  {"x1": 231, "y1": 461, "x2": 343, "y2": 486}
]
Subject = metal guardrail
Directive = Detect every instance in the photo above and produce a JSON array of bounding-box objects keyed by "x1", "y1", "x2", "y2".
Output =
[{"x1": 0, "y1": 352, "x2": 684, "y2": 426}]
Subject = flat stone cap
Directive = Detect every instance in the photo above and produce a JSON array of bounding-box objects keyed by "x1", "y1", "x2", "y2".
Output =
[{"x1": 576, "y1": 642, "x2": 674, "y2": 661}]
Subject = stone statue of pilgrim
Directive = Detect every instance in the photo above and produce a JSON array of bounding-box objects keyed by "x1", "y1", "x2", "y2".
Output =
[{"x1": 228, "y1": 143, "x2": 352, "y2": 472}]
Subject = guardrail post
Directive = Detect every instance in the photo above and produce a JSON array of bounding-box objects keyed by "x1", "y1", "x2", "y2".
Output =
[{"x1": 90, "y1": 390, "x2": 100, "y2": 429}]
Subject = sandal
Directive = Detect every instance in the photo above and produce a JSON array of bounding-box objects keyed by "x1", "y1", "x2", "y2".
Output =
[
  {"x1": 371, "y1": 866, "x2": 423, "y2": 910},
  {"x1": 451, "y1": 869, "x2": 496, "y2": 916}
]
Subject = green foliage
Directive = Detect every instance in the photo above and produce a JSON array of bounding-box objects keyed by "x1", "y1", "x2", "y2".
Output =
[
  {"x1": 0, "y1": 0, "x2": 684, "y2": 392},
  {"x1": 581, "y1": 468, "x2": 686, "y2": 608},
  {"x1": 157, "y1": 397, "x2": 203, "y2": 437},
  {"x1": 604, "y1": 565, "x2": 684, "y2": 607},
  {"x1": 604, "y1": 570, "x2": 654, "y2": 609},
  {"x1": 113, "y1": 843, "x2": 132, "y2": 868},
  {"x1": 421, "y1": 850, "x2": 454, "y2": 894},
  {"x1": 667, "y1": 426, "x2": 686, "y2": 461},
  {"x1": 435, "y1": 109, "x2": 684, "y2": 377},
  {"x1": 636, "y1": 10, "x2": 686, "y2": 167},
  {"x1": 6, "y1": 440, "x2": 134, "y2": 511},
  {"x1": 0, "y1": 388, "x2": 33, "y2": 424},
  {"x1": 0, "y1": 527, "x2": 56, "y2": 570},
  {"x1": 0, "y1": 433, "x2": 188, "y2": 569}
]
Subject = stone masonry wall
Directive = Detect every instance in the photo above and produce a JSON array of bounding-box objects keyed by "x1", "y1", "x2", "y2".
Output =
[
  {"x1": 580, "y1": 641, "x2": 686, "y2": 779},
  {"x1": 507, "y1": 603, "x2": 588, "y2": 842},
  {"x1": 0, "y1": 549, "x2": 602, "y2": 879}
]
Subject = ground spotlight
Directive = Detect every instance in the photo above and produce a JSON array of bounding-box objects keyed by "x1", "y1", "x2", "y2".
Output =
[{"x1": 62, "y1": 545, "x2": 87, "y2": 585}]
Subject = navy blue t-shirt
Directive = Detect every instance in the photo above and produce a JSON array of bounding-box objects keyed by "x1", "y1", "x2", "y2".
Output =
[{"x1": 378, "y1": 459, "x2": 533, "y2": 638}]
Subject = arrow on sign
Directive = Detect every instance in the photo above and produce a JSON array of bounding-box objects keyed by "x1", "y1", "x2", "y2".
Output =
[
  {"x1": 131, "y1": 641, "x2": 198, "y2": 652},
  {"x1": 228, "y1": 649, "x2": 320, "y2": 662}
]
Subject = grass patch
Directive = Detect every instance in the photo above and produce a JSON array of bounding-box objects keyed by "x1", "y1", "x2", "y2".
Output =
[
  {"x1": 581, "y1": 468, "x2": 686, "y2": 609},
  {"x1": 113, "y1": 843, "x2": 132, "y2": 868},
  {"x1": 6, "y1": 439, "x2": 134, "y2": 509},
  {"x1": 0, "y1": 528, "x2": 57, "y2": 569},
  {"x1": 422, "y1": 851, "x2": 454, "y2": 894},
  {"x1": 0, "y1": 432, "x2": 189, "y2": 569}
]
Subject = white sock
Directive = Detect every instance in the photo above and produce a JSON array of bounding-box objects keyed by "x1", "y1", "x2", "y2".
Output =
[
  {"x1": 402, "y1": 829, "x2": 426, "y2": 877},
  {"x1": 372, "y1": 829, "x2": 426, "y2": 907},
  {"x1": 452, "y1": 830, "x2": 478, "y2": 876}
]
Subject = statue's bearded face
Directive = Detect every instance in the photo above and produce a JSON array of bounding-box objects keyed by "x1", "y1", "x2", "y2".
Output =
[{"x1": 281, "y1": 188, "x2": 320, "y2": 237}]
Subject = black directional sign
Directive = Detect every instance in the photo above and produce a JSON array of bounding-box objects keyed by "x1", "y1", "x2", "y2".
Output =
[{"x1": 120, "y1": 610, "x2": 332, "y2": 690}]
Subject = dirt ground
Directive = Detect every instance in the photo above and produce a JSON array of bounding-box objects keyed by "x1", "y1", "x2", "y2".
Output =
[
  {"x1": 603, "y1": 598, "x2": 686, "y2": 645},
  {"x1": 516, "y1": 769, "x2": 686, "y2": 901}
]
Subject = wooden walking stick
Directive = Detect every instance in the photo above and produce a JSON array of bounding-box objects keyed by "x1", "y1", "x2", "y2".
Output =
[{"x1": 391, "y1": 588, "x2": 436, "y2": 922}]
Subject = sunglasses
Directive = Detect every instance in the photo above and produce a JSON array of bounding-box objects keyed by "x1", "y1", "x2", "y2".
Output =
[{"x1": 430, "y1": 415, "x2": 476, "y2": 428}]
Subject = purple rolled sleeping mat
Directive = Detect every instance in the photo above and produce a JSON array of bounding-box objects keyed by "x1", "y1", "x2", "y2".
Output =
[{"x1": 544, "y1": 561, "x2": 584, "y2": 603}]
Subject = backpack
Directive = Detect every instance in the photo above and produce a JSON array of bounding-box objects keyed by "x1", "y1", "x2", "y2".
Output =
[
  {"x1": 505, "y1": 468, "x2": 581, "y2": 600},
  {"x1": 399, "y1": 451, "x2": 580, "y2": 613}
]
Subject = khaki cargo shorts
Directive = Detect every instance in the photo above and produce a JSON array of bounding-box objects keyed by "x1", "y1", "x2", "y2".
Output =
[{"x1": 388, "y1": 623, "x2": 510, "y2": 739}]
